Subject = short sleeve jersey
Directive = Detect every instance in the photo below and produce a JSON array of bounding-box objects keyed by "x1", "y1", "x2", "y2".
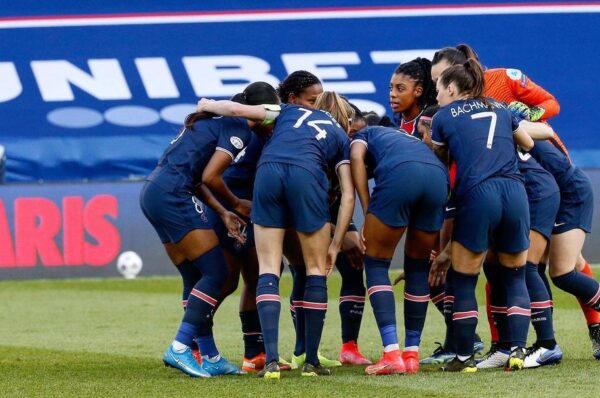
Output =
[
  {"x1": 516, "y1": 147, "x2": 559, "y2": 201},
  {"x1": 351, "y1": 126, "x2": 447, "y2": 181},
  {"x1": 147, "y1": 117, "x2": 252, "y2": 192},
  {"x1": 223, "y1": 133, "x2": 266, "y2": 194},
  {"x1": 258, "y1": 104, "x2": 350, "y2": 179},
  {"x1": 431, "y1": 98, "x2": 522, "y2": 199},
  {"x1": 528, "y1": 140, "x2": 576, "y2": 191}
]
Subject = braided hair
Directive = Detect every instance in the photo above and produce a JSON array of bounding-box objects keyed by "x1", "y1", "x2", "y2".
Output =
[
  {"x1": 278, "y1": 70, "x2": 322, "y2": 103},
  {"x1": 393, "y1": 57, "x2": 437, "y2": 108}
]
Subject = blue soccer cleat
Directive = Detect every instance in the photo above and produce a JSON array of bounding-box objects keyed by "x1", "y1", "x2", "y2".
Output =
[
  {"x1": 201, "y1": 355, "x2": 247, "y2": 376},
  {"x1": 523, "y1": 344, "x2": 563, "y2": 368},
  {"x1": 473, "y1": 334, "x2": 485, "y2": 354},
  {"x1": 163, "y1": 346, "x2": 211, "y2": 378},
  {"x1": 420, "y1": 343, "x2": 455, "y2": 365}
]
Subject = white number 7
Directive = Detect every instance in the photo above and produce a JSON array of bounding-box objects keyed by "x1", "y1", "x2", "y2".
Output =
[{"x1": 471, "y1": 111, "x2": 497, "y2": 149}]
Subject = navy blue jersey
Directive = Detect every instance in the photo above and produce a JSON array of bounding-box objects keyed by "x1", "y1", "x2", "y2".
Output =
[
  {"x1": 258, "y1": 104, "x2": 350, "y2": 179},
  {"x1": 431, "y1": 98, "x2": 522, "y2": 199},
  {"x1": 351, "y1": 126, "x2": 447, "y2": 181},
  {"x1": 147, "y1": 117, "x2": 252, "y2": 192},
  {"x1": 516, "y1": 147, "x2": 559, "y2": 201},
  {"x1": 223, "y1": 133, "x2": 266, "y2": 196},
  {"x1": 528, "y1": 140, "x2": 577, "y2": 191}
]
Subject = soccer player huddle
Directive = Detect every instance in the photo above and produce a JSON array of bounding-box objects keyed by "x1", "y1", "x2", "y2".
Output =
[{"x1": 139, "y1": 43, "x2": 599, "y2": 378}]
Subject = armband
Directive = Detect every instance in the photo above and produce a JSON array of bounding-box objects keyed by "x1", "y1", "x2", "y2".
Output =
[{"x1": 262, "y1": 104, "x2": 281, "y2": 125}]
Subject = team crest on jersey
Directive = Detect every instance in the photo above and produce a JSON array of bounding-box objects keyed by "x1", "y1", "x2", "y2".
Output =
[{"x1": 230, "y1": 136, "x2": 244, "y2": 149}]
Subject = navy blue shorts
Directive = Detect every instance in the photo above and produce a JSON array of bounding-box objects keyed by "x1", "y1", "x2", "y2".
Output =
[
  {"x1": 529, "y1": 191, "x2": 560, "y2": 240},
  {"x1": 139, "y1": 181, "x2": 211, "y2": 244},
  {"x1": 252, "y1": 163, "x2": 329, "y2": 233},
  {"x1": 368, "y1": 162, "x2": 448, "y2": 232},
  {"x1": 553, "y1": 168, "x2": 594, "y2": 234},
  {"x1": 454, "y1": 178, "x2": 530, "y2": 253}
]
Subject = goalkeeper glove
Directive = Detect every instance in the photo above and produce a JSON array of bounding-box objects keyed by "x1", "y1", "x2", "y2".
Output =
[
  {"x1": 529, "y1": 106, "x2": 546, "y2": 122},
  {"x1": 508, "y1": 101, "x2": 531, "y2": 121}
]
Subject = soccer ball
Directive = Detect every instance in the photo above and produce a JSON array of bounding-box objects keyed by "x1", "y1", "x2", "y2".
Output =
[{"x1": 116, "y1": 251, "x2": 143, "y2": 279}]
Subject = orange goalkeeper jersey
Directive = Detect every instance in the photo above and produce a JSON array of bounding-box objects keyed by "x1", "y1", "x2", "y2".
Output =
[{"x1": 484, "y1": 68, "x2": 568, "y2": 156}]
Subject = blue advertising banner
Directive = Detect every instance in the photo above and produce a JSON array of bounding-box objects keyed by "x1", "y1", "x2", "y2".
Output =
[{"x1": 1, "y1": 2, "x2": 599, "y2": 182}]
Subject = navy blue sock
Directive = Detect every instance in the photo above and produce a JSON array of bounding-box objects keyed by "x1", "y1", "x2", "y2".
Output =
[
  {"x1": 443, "y1": 269, "x2": 455, "y2": 351},
  {"x1": 552, "y1": 270, "x2": 600, "y2": 310},
  {"x1": 483, "y1": 262, "x2": 509, "y2": 346},
  {"x1": 503, "y1": 265, "x2": 531, "y2": 348},
  {"x1": 303, "y1": 275, "x2": 328, "y2": 365},
  {"x1": 403, "y1": 254, "x2": 430, "y2": 351},
  {"x1": 197, "y1": 335, "x2": 218, "y2": 358},
  {"x1": 175, "y1": 260, "x2": 201, "y2": 310},
  {"x1": 240, "y1": 310, "x2": 264, "y2": 358},
  {"x1": 177, "y1": 246, "x2": 227, "y2": 352},
  {"x1": 256, "y1": 273, "x2": 281, "y2": 364},
  {"x1": 365, "y1": 255, "x2": 398, "y2": 348},
  {"x1": 290, "y1": 266, "x2": 307, "y2": 356},
  {"x1": 526, "y1": 262, "x2": 555, "y2": 344},
  {"x1": 174, "y1": 321, "x2": 197, "y2": 348},
  {"x1": 337, "y1": 252, "x2": 366, "y2": 343},
  {"x1": 430, "y1": 283, "x2": 445, "y2": 315},
  {"x1": 538, "y1": 262, "x2": 553, "y2": 301},
  {"x1": 452, "y1": 270, "x2": 479, "y2": 357}
]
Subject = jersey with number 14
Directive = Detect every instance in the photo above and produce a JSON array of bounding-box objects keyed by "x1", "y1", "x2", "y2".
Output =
[
  {"x1": 431, "y1": 98, "x2": 522, "y2": 199},
  {"x1": 258, "y1": 103, "x2": 350, "y2": 179}
]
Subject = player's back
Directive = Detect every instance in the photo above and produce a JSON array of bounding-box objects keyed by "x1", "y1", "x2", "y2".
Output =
[
  {"x1": 517, "y1": 148, "x2": 559, "y2": 201},
  {"x1": 528, "y1": 140, "x2": 576, "y2": 189},
  {"x1": 223, "y1": 133, "x2": 266, "y2": 197},
  {"x1": 353, "y1": 126, "x2": 445, "y2": 180},
  {"x1": 149, "y1": 117, "x2": 251, "y2": 191},
  {"x1": 432, "y1": 98, "x2": 521, "y2": 199},
  {"x1": 259, "y1": 104, "x2": 349, "y2": 178}
]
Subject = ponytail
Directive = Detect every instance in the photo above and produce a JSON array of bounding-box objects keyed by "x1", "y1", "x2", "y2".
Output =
[
  {"x1": 432, "y1": 43, "x2": 479, "y2": 67},
  {"x1": 439, "y1": 58, "x2": 489, "y2": 106},
  {"x1": 456, "y1": 44, "x2": 480, "y2": 62}
]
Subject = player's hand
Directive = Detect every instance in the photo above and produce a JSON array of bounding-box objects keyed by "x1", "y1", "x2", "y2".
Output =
[
  {"x1": 429, "y1": 249, "x2": 451, "y2": 287},
  {"x1": 326, "y1": 244, "x2": 339, "y2": 277},
  {"x1": 393, "y1": 271, "x2": 405, "y2": 286},
  {"x1": 234, "y1": 199, "x2": 252, "y2": 218},
  {"x1": 196, "y1": 98, "x2": 215, "y2": 112},
  {"x1": 221, "y1": 211, "x2": 247, "y2": 245},
  {"x1": 508, "y1": 101, "x2": 531, "y2": 121},
  {"x1": 529, "y1": 106, "x2": 546, "y2": 122},
  {"x1": 341, "y1": 230, "x2": 365, "y2": 270}
]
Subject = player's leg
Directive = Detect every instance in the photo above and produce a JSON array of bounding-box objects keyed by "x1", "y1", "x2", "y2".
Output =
[
  {"x1": 337, "y1": 229, "x2": 370, "y2": 365},
  {"x1": 362, "y1": 213, "x2": 407, "y2": 375},
  {"x1": 575, "y1": 254, "x2": 600, "y2": 359}
]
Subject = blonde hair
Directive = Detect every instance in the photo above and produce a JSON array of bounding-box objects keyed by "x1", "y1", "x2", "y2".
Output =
[{"x1": 313, "y1": 91, "x2": 354, "y2": 133}]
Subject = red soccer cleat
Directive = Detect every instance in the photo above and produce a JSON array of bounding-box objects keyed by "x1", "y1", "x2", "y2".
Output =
[
  {"x1": 192, "y1": 348, "x2": 202, "y2": 364},
  {"x1": 365, "y1": 350, "x2": 406, "y2": 375},
  {"x1": 339, "y1": 341, "x2": 372, "y2": 365},
  {"x1": 242, "y1": 353, "x2": 266, "y2": 372},
  {"x1": 402, "y1": 351, "x2": 419, "y2": 374}
]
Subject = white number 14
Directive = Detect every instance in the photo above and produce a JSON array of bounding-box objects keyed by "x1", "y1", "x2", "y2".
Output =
[{"x1": 294, "y1": 108, "x2": 333, "y2": 141}]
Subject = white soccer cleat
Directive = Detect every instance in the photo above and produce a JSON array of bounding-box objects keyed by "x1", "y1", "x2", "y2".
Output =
[{"x1": 475, "y1": 345, "x2": 510, "y2": 369}]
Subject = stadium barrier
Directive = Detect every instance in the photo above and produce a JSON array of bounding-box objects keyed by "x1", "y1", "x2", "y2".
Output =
[{"x1": 2, "y1": 170, "x2": 600, "y2": 280}]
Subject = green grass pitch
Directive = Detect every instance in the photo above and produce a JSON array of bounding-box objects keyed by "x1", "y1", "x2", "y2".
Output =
[{"x1": 1, "y1": 270, "x2": 599, "y2": 398}]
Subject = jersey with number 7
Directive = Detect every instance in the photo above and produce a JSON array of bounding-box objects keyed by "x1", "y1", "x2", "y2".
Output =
[
  {"x1": 431, "y1": 98, "x2": 523, "y2": 200},
  {"x1": 258, "y1": 103, "x2": 350, "y2": 180}
]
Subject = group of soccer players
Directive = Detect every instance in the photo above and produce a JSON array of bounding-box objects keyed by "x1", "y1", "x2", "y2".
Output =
[{"x1": 140, "y1": 43, "x2": 599, "y2": 378}]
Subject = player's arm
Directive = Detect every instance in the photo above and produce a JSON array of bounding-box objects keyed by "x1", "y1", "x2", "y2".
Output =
[
  {"x1": 513, "y1": 126, "x2": 534, "y2": 151},
  {"x1": 197, "y1": 99, "x2": 279, "y2": 122},
  {"x1": 518, "y1": 120, "x2": 555, "y2": 141},
  {"x1": 328, "y1": 162, "x2": 355, "y2": 275},
  {"x1": 194, "y1": 183, "x2": 246, "y2": 244},
  {"x1": 505, "y1": 70, "x2": 560, "y2": 120},
  {"x1": 350, "y1": 141, "x2": 370, "y2": 215},
  {"x1": 201, "y1": 151, "x2": 250, "y2": 217}
]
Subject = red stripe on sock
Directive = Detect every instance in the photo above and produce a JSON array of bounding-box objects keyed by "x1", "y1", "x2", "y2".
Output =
[
  {"x1": 339, "y1": 295, "x2": 365, "y2": 303},
  {"x1": 367, "y1": 285, "x2": 393, "y2": 295},
  {"x1": 302, "y1": 301, "x2": 328, "y2": 310},
  {"x1": 530, "y1": 300, "x2": 553, "y2": 309},
  {"x1": 404, "y1": 292, "x2": 430, "y2": 302},
  {"x1": 431, "y1": 292, "x2": 445, "y2": 304},
  {"x1": 190, "y1": 289, "x2": 218, "y2": 306},
  {"x1": 507, "y1": 306, "x2": 531, "y2": 316},
  {"x1": 256, "y1": 294, "x2": 280, "y2": 304},
  {"x1": 452, "y1": 310, "x2": 478, "y2": 321}
]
